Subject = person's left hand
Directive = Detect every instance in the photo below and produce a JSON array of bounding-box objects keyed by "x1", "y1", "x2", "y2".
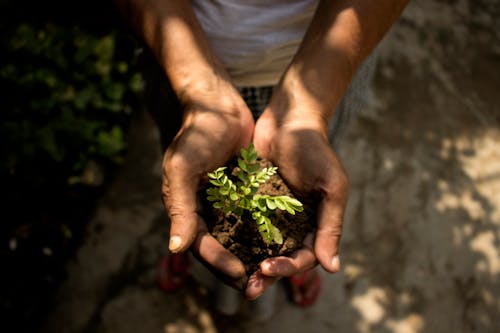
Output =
[{"x1": 246, "y1": 94, "x2": 349, "y2": 299}]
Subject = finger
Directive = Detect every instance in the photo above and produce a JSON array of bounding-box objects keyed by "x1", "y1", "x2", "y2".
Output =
[
  {"x1": 191, "y1": 225, "x2": 248, "y2": 290},
  {"x1": 162, "y1": 151, "x2": 201, "y2": 253},
  {"x1": 260, "y1": 233, "x2": 316, "y2": 277},
  {"x1": 245, "y1": 270, "x2": 280, "y2": 300},
  {"x1": 314, "y1": 195, "x2": 345, "y2": 273},
  {"x1": 253, "y1": 110, "x2": 277, "y2": 159}
]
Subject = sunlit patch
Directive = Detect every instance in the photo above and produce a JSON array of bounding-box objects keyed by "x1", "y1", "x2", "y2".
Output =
[
  {"x1": 385, "y1": 313, "x2": 424, "y2": 333},
  {"x1": 351, "y1": 286, "x2": 388, "y2": 326},
  {"x1": 435, "y1": 190, "x2": 486, "y2": 221},
  {"x1": 344, "y1": 264, "x2": 364, "y2": 280},
  {"x1": 383, "y1": 158, "x2": 395, "y2": 171},
  {"x1": 164, "y1": 319, "x2": 199, "y2": 333},
  {"x1": 456, "y1": 132, "x2": 500, "y2": 223},
  {"x1": 470, "y1": 231, "x2": 500, "y2": 276}
]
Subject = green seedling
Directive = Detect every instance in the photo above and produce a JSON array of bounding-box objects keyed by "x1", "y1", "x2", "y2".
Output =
[{"x1": 206, "y1": 143, "x2": 303, "y2": 245}]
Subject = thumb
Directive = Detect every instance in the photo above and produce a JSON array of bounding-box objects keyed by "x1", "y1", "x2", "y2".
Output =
[
  {"x1": 314, "y1": 185, "x2": 348, "y2": 273},
  {"x1": 162, "y1": 158, "x2": 199, "y2": 253}
]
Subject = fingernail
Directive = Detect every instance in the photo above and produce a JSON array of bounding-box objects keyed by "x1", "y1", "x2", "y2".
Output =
[
  {"x1": 331, "y1": 255, "x2": 340, "y2": 271},
  {"x1": 169, "y1": 235, "x2": 182, "y2": 252},
  {"x1": 261, "y1": 261, "x2": 271, "y2": 272},
  {"x1": 246, "y1": 281, "x2": 261, "y2": 301}
]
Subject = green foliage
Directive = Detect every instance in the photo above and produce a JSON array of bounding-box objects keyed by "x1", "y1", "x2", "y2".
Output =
[
  {"x1": 0, "y1": 3, "x2": 142, "y2": 331},
  {"x1": 207, "y1": 144, "x2": 303, "y2": 245},
  {"x1": 0, "y1": 23, "x2": 144, "y2": 187}
]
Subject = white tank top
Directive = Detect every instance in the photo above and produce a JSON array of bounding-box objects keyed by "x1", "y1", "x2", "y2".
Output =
[{"x1": 192, "y1": 0, "x2": 319, "y2": 87}]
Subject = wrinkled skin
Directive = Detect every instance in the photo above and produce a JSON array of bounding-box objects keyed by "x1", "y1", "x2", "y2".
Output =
[
  {"x1": 247, "y1": 97, "x2": 349, "y2": 299},
  {"x1": 161, "y1": 86, "x2": 254, "y2": 290},
  {"x1": 162, "y1": 83, "x2": 349, "y2": 298}
]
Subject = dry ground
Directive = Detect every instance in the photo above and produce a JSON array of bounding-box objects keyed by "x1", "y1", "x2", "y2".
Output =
[{"x1": 42, "y1": 2, "x2": 500, "y2": 332}]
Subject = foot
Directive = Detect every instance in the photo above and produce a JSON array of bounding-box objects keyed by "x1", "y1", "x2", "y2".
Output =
[
  {"x1": 157, "y1": 252, "x2": 190, "y2": 292},
  {"x1": 286, "y1": 268, "x2": 321, "y2": 307}
]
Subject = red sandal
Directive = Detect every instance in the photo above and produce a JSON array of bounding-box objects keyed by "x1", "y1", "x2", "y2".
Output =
[
  {"x1": 286, "y1": 268, "x2": 321, "y2": 307},
  {"x1": 156, "y1": 252, "x2": 190, "y2": 292}
]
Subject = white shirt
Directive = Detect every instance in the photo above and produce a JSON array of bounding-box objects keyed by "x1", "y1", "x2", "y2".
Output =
[{"x1": 192, "y1": 0, "x2": 319, "y2": 87}]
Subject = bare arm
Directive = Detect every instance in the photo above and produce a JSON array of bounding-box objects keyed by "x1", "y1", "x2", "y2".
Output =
[
  {"x1": 114, "y1": 0, "x2": 238, "y2": 105},
  {"x1": 115, "y1": 0, "x2": 254, "y2": 290},
  {"x1": 251, "y1": 0, "x2": 409, "y2": 299},
  {"x1": 262, "y1": 0, "x2": 409, "y2": 132}
]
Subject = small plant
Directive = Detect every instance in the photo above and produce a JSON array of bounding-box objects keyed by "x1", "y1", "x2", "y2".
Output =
[{"x1": 206, "y1": 144, "x2": 303, "y2": 245}]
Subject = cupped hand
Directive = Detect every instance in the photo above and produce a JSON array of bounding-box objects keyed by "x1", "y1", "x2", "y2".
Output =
[
  {"x1": 162, "y1": 86, "x2": 254, "y2": 290},
  {"x1": 247, "y1": 103, "x2": 349, "y2": 299}
]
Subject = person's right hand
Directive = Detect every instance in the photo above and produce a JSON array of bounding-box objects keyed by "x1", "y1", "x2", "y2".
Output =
[{"x1": 162, "y1": 82, "x2": 254, "y2": 290}]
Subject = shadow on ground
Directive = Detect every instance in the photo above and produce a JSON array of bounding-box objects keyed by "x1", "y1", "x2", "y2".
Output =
[{"x1": 41, "y1": 1, "x2": 500, "y2": 333}]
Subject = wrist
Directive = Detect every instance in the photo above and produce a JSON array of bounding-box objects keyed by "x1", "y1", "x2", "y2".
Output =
[
  {"x1": 266, "y1": 74, "x2": 336, "y2": 136},
  {"x1": 172, "y1": 71, "x2": 255, "y2": 149},
  {"x1": 169, "y1": 68, "x2": 248, "y2": 116}
]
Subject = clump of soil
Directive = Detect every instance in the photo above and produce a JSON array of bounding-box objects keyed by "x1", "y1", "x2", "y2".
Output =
[{"x1": 202, "y1": 158, "x2": 316, "y2": 276}]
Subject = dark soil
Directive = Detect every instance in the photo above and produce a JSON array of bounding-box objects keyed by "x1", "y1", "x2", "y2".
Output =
[{"x1": 202, "y1": 158, "x2": 316, "y2": 276}]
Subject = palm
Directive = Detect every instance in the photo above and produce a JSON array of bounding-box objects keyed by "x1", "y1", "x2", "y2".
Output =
[
  {"x1": 253, "y1": 109, "x2": 348, "y2": 275},
  {"x1": 162, "y1": 102, "x2": 255, "y2": 289}
]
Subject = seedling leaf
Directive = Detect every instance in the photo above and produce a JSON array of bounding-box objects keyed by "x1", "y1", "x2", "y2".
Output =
[
  {"x1": 237, "y1": 158, "x2": 248, "y2": 172},
  {"x1": 206, "y1": 143, "x2": 303, "y2": 245},
  {"x1": 275, "y1": 198, "x2": 286, "y2": 210},
  {"x1": 266, "y1": 197, "x2": 277, "y2": 210},
  {"x1": 240, "y1": 147, "x2": 249, "y2": 161},
  {"x1": 270, "y1": 225, "x2": 283, "y2": 244},
  {"x1": 237, "y1": 171, "x2": 248, "y2": 182},
  {"x1": 209, "y1": 179, "x2": 221, "y2": 186},
  {"x1": 247, "y1": 163, "x2": 260, "y2": 174}
]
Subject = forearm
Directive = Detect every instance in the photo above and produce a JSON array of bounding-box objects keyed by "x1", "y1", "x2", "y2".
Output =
[
  {"x1": 114, "y1": 0, "x2": 238, "y2": 107},
  {"x1": 275, "y1": 0, "x2": 409, "y2": 128}
]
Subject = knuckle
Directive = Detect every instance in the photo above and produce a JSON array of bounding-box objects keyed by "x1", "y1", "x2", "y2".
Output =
[
  {"x1": 161, "y1": 179, "x2": 170, "y2": 198},
  {"x1": 163, "y1": 146, "x2": 195, "y2": 173},
  {"x1": 162, "y1": 152, "x2": 202, "y2": 184},
  {"x1": 321, "y1": 172, "x2": 349, "y2": 203},
  {"x1": 161, "y1": 179, "x2": 172, "y2": 209},
  {"x1": 318, "y1": 223, "x2": 343, "y2": 238},
  {"x1": 165, "y1": 202, "x2": 185, "y2": 221},
  {"x1": 163, "y1": 154, "x2": 183, "y2": 174}
]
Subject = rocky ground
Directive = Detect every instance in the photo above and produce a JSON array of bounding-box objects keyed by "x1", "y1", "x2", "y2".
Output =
[{"x1": 41, "y1": 1, "x2": 500, "y2": 332}]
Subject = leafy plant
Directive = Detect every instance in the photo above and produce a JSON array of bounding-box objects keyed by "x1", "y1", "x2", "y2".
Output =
[
  {"x1": 207, "y1": 144, "x2": 303, "y2": 245},
  {"x1": 0, "y1": 4, "x2": 143, "y2": 332},
  {"x1": 0, "y1": 23, "x2": 144, "y2": 186}
]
